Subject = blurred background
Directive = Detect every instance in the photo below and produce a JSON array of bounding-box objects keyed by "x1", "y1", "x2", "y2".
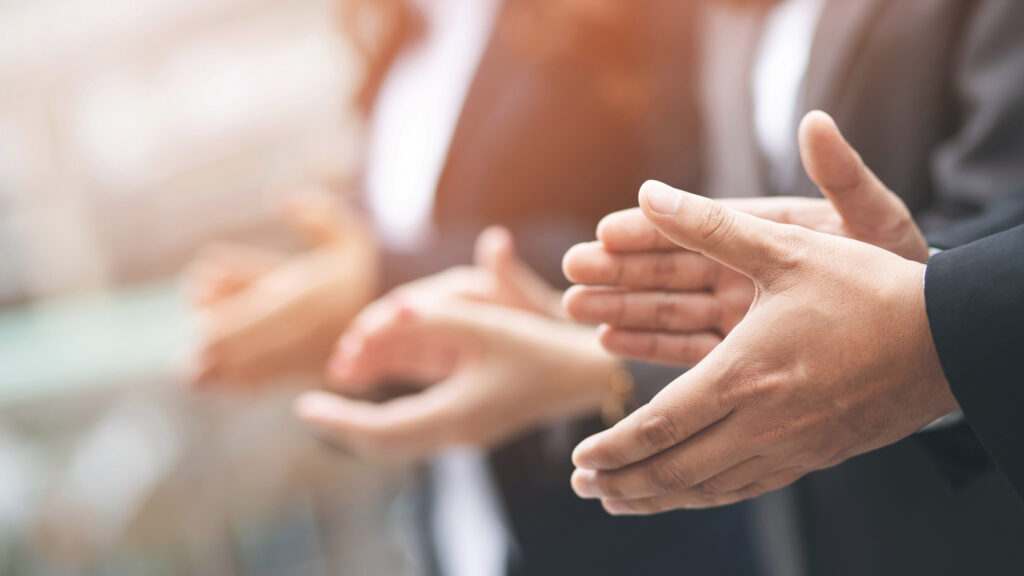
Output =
[
  {"x1": 7, "y1": 0, "x2": 1024, "y2": 574},
  {"x1": 0, "y1": 0, "x2": 415, "y2": 573}
]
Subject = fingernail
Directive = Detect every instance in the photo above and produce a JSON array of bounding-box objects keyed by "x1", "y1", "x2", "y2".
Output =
[
  {"x1": 571, "y1": 442, "x2": 598, "y2": 470},
  {"x1": 572, "y1": 469, "x2": 598, "y2": 498},
  {"x1": 642, "y1": 182, "x2": 681, "y2": 214},
  {"x1": 294, "y1": 394, "x2": 332, "y2": 420}
]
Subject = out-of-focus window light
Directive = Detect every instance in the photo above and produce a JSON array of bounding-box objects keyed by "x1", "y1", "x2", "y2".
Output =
[
  {"x1": 0, "y1": 0, "x2": 359, "y2": 301},
  {"x1": 0, "y1": 0, "x2": 252, "y2": 70},
  {"x1": 74, "y1": 29, "x2": 345, "y2": 191}
]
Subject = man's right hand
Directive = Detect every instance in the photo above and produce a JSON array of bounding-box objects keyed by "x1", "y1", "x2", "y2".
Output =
[{"x1": 562, "y1": 111, "x2": 930, "y2": 367}]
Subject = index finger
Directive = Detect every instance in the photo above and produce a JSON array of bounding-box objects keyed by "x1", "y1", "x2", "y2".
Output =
[
  {"x1": 597, "y1": 208, "x2": 680, "y2": 251},
  {"x1": 596, "y1": 200, "x2": 835, "y2": 253},
  {"x1": 562, "y1": 242, "x2": 721, "y2": 290},
  {"x1": 572, "y1": 350, "x2": 733, "y2": 471},
  {"x1": 294, "y1": 385, "x2": 466, "y2": 459}
]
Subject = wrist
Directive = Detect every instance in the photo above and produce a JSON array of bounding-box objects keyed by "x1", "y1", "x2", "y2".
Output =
[
  {"x1": 902, "y1": 261, "x2": 960, "y2": 422},
  {"x1": 558, "y1": 326, "x2": 629, "y2": 416},
  {"x1": 579, "y1": 338, "x2": 634, "y2": 425},
  {"x1": 601, "y1": 367, "x2": 636, "y2": 426}
]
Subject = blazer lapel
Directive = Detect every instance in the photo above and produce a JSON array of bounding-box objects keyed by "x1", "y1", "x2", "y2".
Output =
[
  {"x1": 432, "y1": 0, "x2": 513, "y2": 226},
  {"x1": 803, "y1": 0, "x2": 888, "y2": 112},
  {"x1": 788, "y1": 0, "x2": 888, "y2": 196}
]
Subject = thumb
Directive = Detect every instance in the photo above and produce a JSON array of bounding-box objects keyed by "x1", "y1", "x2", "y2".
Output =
[
  {"x1": 294, "y1": 387, "x2": 464, "y2": 459},
  {"x1": 474, "y1": 225, "x2": 517, "y2": 274},
  {"x1": 474, "y1": 226, "x2": 558, "y2": 315},
  {"x1": 638, "y1": 181, "x2": 789, "y2": 280},
  {"x1": 798, "y1": 111, "x2": 909, "y2": 233}
]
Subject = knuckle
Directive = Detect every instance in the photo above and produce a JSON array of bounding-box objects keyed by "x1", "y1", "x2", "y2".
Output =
[
  {"x1": 800, "y1": 435, "x2": 838, "y2": 465},
  {"x1": 631, "y1": 499, "x2": 669, "y2": 515},
  {"x1": 612, "y1": 256, "x2": 626, "y2": 286},
  {"x1": 637, "y1": 408, "x2": 683, "y2": 453},
  {"x1": 820, "y1": 446, "x2": 857, "y2": 470},
  {"x1": 699, "y1": 257, "x2": 721, "y2": 288},
  {"x1": 654, "y1": 297, "x2": 678, "y2": 328},
  {"x1": 764, "y1": 227, "x2": 811, "y2": 284},
  {"x1": 647, "y1": 461, "x2": 697, "y2": 493},
  {"x1": 593, "y1": 474, "x2": 627, "y2": 500},
  {"x1": 644, "y1": 332, "x2": 663, "y2": 360},
  {"x1": 616, "y1": 293, "x2": 635, "y2": 326},
  {"x1": 697, "y1": 203, "x2": 737, "y2": 249},
  {"x1": 706, "y1": 298, "x2": 726, "y2": 332},
  {"x1": 723, "y1": 369, "x2": 776, "y2": 407},
  {"x1": 756, "y1": 422, "x2": 795, "y2": 447},
  {"x1": 695, "y1": 476, "x2": 729, "y2": 496},
  {"x1": 735, "y1": 480, "x2": 768, "y2": 500},
  {"x1": 694, "y1": 481, "x2": 723, "y2": 503},
  {"x1": 654, "y1": 254, "x2": 678, "y2": 286},
  {"x1": 716, "y1": 377, "x2": 754, "y2": 409}
]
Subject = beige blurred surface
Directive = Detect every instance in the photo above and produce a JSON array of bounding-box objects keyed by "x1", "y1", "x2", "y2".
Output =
[
  {"x1": 0, "y1": 1, "x2": 420, "y2": 573},
  {"x1": 0, "y1": 0, "x2": 360, "y2": 304}
]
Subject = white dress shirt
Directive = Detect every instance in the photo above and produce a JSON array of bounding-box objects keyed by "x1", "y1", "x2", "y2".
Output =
[
  {"x1": 752, "y1": 0, "x2": 827, "y2": 193},
  {"x1": 365, "y1": 0, "x2": 501, "y2": 252},
  {"x1": 363, "y1": 2, "x2": 510, "y2": 576}
]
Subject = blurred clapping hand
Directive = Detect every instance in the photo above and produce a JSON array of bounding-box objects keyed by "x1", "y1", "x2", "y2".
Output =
[
  {"x1": 294, "y1": 228, "x2": 621, "y2": 461},
  {"x1": 183, "y1": 188, "x2": 379, "y2": 387}
]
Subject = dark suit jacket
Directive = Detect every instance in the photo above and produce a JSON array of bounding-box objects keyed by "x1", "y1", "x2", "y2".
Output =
[
  {"x1": 380, "y1": 2, "x2": 760, "y2": 575},
  {"x1": 688, "y1": 0, "x2": 1024, "y2": 573},
  {"x1": 926, "y1": 191, "x2": 1024, "y2": 500},
  {"x1": 720, "y1": 0, "x2": 1024, "y2": 229},
  {"x1": 771, "y1": 2, "x2": 1024, "y2": 574}
]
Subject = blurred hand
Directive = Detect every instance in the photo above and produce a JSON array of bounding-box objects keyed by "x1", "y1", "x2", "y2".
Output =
[
  {"x1": 326, "y1": 225, "x2": 564, "y2": 388},
  {"x1": 293, "y1": 229, "x2": 618, "y2": 461},
  {"x1": 569, "y1": 182, "x2": 956, "y2": 513},
  {"x1": 184, "y1": 189, "x2": 378, "y2": 386},
  {"x1": 562, "y1": 111, "x2": 929, "y2": 366}
]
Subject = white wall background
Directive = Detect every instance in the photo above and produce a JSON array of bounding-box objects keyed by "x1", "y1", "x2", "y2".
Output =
[{"x1": 0, "y1": 0, "x2": 361, "y2": 304}]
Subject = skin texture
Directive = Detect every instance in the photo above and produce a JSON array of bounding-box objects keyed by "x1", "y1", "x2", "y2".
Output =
[
  {"x1": 184, "y1": 189, "x2": 379, "y2": 386},
  {"x1": 563, "y1": 113, "x2": 960, "y2": 514},
  {"x1": 294, "y1": 228, "x2": 619, "y2": 461},
  {"x1": 563, "y1": 112, "x2": 929, "y2": 367}
]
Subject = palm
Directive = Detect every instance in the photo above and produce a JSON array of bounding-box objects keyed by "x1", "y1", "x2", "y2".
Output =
[{"x1": 563, "y1": 111, "x2": 928, "y2": 367}]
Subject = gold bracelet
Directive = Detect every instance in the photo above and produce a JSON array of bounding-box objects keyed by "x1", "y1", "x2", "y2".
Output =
[{"x1": 601, "y1": 368, "x2": 636, "y2": 427}]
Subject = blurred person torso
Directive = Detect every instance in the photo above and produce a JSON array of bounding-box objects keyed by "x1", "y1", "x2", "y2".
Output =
[
  {"x1": 341, "y1": 1, "x2": 762, "y2": 576},
  {"x1": 348, "y1": 0, "x2": 703, "y2": 287},
  {"x1": 365, "y1": 0, "x2": 500, "y2": 252}
]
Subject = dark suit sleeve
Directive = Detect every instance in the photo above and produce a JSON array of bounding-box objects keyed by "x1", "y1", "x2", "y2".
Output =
[
  {"x1": 928, "y1": 189, "x2": 1024, "y2": 250},
  {"x1": 925, "y1": 223, "x2": 1024, "y2": 498}
]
